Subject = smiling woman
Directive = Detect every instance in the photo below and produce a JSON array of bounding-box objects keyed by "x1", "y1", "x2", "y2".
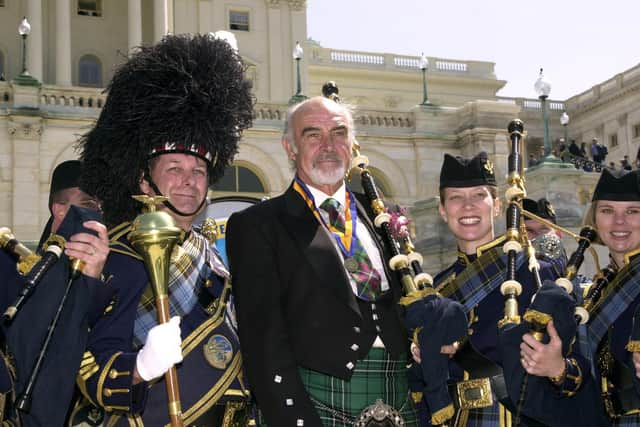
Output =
[
  {"x1": 579, "y1": 168, "x2": 640, "y2": 424},
  {"x1": 420, "y1": 151, "x2": 560, "y2": 426}
]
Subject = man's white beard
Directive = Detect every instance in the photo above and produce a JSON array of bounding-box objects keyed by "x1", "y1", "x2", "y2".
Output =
[{"x1": 308, "y1": 163, "x2": 348, "y2": 187}]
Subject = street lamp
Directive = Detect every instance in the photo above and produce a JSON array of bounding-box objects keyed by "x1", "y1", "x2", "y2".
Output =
[
  {"x1": 14, "y1": 17, "x2": 39, "y2": 86},
  {"x1": 534, "y1": 68, "x2": 552, "y2": 159},
  {"x1": 419, "y1": 53, "x2": 431, "y2": 106},
  {"x1": 288, "y1": 41, "x2": 308, "y2": 105},
  {"x1": 560, "y1": 111, "x2": 570, "y2": 153},
  {"x1": 18, "y1": 17, "x2": 31, "y2": 76}
]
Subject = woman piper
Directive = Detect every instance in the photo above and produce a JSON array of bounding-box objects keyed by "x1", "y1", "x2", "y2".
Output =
[
  {"x1": 425, "y1": 152, "x2": 564, "y2": 427},
  {"x1": 580, "y1": 167, "x2": 640, "y2": 426}
]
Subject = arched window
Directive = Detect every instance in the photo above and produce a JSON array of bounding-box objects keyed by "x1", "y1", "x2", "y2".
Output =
[
  {"x1": 78, "y1": 55, "x2": 102, "y2": 87},
  {"x1": 347, "y1": 167, "x2": 392, "y2": 199},
  {"x1": 213, "y1": 164, "x2": 266, "y2": 196}
]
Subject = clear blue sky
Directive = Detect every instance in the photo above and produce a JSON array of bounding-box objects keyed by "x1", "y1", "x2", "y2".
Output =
[{"x1": 307, "y1": 0, "x2": 640, "y2": 101}]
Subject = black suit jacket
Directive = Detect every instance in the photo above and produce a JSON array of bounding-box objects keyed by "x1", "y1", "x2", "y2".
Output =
[{"x1": 227, "y1": 183, "x2": 408, "y2": 427}]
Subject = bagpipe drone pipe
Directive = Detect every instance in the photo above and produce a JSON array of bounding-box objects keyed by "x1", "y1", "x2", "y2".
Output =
[
  {"x1": 322, "y1": 82, "x2": 467, "y2": 427},
  {"x1": 1, "y1": 205, "x2": 106, "y2": 427},
  {"x1": 498, "y1": 120, "x2": 608, "y2": 426}
]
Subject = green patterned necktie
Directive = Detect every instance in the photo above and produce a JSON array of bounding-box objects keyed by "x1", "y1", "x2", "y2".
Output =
[{"x1": 319, "y1": 198, "x2": 381, "y2": 301}]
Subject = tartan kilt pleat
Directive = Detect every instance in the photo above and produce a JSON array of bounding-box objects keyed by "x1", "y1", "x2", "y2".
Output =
[
  {"x1": 298, "y1": 347, "x2": 418, "y2": 427},
  {"x1": 452, "y1": 401, "x2": 515, "y2": 427}
]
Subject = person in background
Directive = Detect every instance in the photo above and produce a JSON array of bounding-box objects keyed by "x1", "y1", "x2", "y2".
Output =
[
  {"x1": 522, "y1": 197, "x2": 567, "y2": 278},
  {"x1": 38, "y1": 160, "x2": 103, "y2": 252},
  {"x1": 591, "y1": 139, "x2": 601, "y2": 164},
  {"x1": 569, "y1": 139, "x2": 581, "y2": 158},
  {"x1": 580, "y1": 142, "x2": 588, "y2": 159}
]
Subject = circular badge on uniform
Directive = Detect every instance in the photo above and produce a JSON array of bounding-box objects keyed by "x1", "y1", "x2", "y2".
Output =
[{"x1": 203, "y1": 334, "x2": 234, "y2": 369}]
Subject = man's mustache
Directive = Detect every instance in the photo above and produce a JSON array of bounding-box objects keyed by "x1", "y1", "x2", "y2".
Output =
[{"x1": 312, "y1": 154, "x2": 343, "y2": 165}]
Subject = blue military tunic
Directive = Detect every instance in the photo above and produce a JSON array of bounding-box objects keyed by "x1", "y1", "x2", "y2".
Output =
[
  {"x1": 74, "y1": 223, "x2": 249, "y2": 426},
  {"x1": 428, "y1": 237, "x2": 561, "y2": 427},
  {"x1": 586, "y1": 253, "x2": 640, "y2": 426}
]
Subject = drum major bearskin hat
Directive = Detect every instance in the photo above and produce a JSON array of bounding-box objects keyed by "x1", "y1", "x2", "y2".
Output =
[{"x1": 79, "y1": 33, "x2": 254, "y2": 227}]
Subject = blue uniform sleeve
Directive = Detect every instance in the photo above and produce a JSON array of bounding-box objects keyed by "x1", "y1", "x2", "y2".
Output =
[
  {"x1": 549, "y1": 356, "x2": 585, "y2": 396},
  {"x1": 76, "y1": 253, "x2": 149, "y2": 414}
]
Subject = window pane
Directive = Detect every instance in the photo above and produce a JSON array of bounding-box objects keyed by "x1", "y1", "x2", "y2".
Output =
[
  {"x1": 215, "y1": 165, "x2": 236, "y2": 191},
  {"x1": 229, "y1": 11, "x2": 249, "y2": 31},
  {"x1": 238, "y1": 166, "x2": 264, "y2": 192},
  {"x1": 79, "y1": 56, "x2": 102, "y2": 86},
  {"x1": 78, "y1": 0, "x2": 102, "y2": 16}
]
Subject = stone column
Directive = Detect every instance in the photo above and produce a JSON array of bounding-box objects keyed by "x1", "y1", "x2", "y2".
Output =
[
  {"x1": 55, "y1": 0, "x2": 72, "y2": 86},
  {"x1": 27, "y1": 0, "x2": 44, "y2": 81},
  {"x1": 154, "y1": 0, "x2": 168, "y2": 42},
  {"x1": 266, "y1": 1, "x2": 284, "y2": 102},
  {"x1": 128, "y1": 0, "x2": 142, "y2": 51},
  {"x1": 7, "y1": 117, "x2": 43, "y2": 239}
]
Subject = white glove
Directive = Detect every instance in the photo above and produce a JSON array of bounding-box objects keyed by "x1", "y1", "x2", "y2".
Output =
[{"x1": 135, "y1": 316, "x2": 183, "y2": 381}]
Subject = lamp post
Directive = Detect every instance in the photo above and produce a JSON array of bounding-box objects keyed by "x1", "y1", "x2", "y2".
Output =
[
  {"x1": 419, "y1": 53, "x2": 431, "y2": 106},
  {"x1": 560, "y1": 111, "x2": 570, "y2": 152},
  {"x1": 18, "y1": 17, "x2": 31, "y2": 76},
  {"x1": 534, "y1": 68, "x2": 552, "y2": 160},
  {"x1": 14, "y1": 17, "x2": 39, "y2": 86},
  {"x1": 288, "y1": 41, "x2": 308, "y2": 105}
]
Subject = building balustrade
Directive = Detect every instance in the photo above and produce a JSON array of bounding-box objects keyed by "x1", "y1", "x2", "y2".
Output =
[
  {"x1": 356, "y1": 112, "x2": 413, "y2": 128},
  {"x1": 307, "y1": 45, "x2": 495, "y2": 78},
  {"x1": 40, "y1": 86, "x2": 105, "y2": 110},
  {"x1": 498, "y1": 96, "x2": 565, "y2": 112},
  {"x1": 566, "y1": 62, "x2": 640, "y2": 111},
  {"x1": 254, "y1": 102, "x2": 413, "y2": 130}
]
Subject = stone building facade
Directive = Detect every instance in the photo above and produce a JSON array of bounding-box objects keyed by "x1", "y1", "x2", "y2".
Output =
[{"x1": 1, "y1": 0, "x2": 639, "y2": 274}]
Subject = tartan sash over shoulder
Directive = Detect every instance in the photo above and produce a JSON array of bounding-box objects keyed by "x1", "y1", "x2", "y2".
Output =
[
  {"x1": 437, "y1": 245, "x2": 526, "y2": 313},
  {"x1": 108, "y1": 222, "x2": 229, "y2": 349},
  {"x1": 586, "y1": 256, "x2": 640, "y2": 353}
]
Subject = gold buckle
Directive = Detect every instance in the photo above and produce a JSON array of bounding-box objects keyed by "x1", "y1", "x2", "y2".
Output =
[
  {"x1": 456, "y1": 378, "x2": 493, "y2": 410},
  {"x1": 222, "y1": 401, "x2": 247, "y2": 427}
]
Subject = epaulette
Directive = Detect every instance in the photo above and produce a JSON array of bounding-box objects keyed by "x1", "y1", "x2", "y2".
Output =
[{"x1": 107, "y1": 222, "x2": 142, "y2": 261}]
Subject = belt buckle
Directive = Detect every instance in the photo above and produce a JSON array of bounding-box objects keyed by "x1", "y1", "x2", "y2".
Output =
[
  {"x1": 355, "y1": 399, "x2": 405, "y2": 426},
  {"x1": 456, "y1": 377, "x2": 493, "y2": 410}
]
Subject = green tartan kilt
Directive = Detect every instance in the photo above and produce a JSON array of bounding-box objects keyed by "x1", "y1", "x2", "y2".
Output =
[{"x1": 296, "y1": 347, "x2": 418, "y2": 427}]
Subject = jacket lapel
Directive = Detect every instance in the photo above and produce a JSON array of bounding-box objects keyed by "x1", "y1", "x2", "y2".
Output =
[{"x1": 281, "y1": 184, "x2": 361, "y2": 316}]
